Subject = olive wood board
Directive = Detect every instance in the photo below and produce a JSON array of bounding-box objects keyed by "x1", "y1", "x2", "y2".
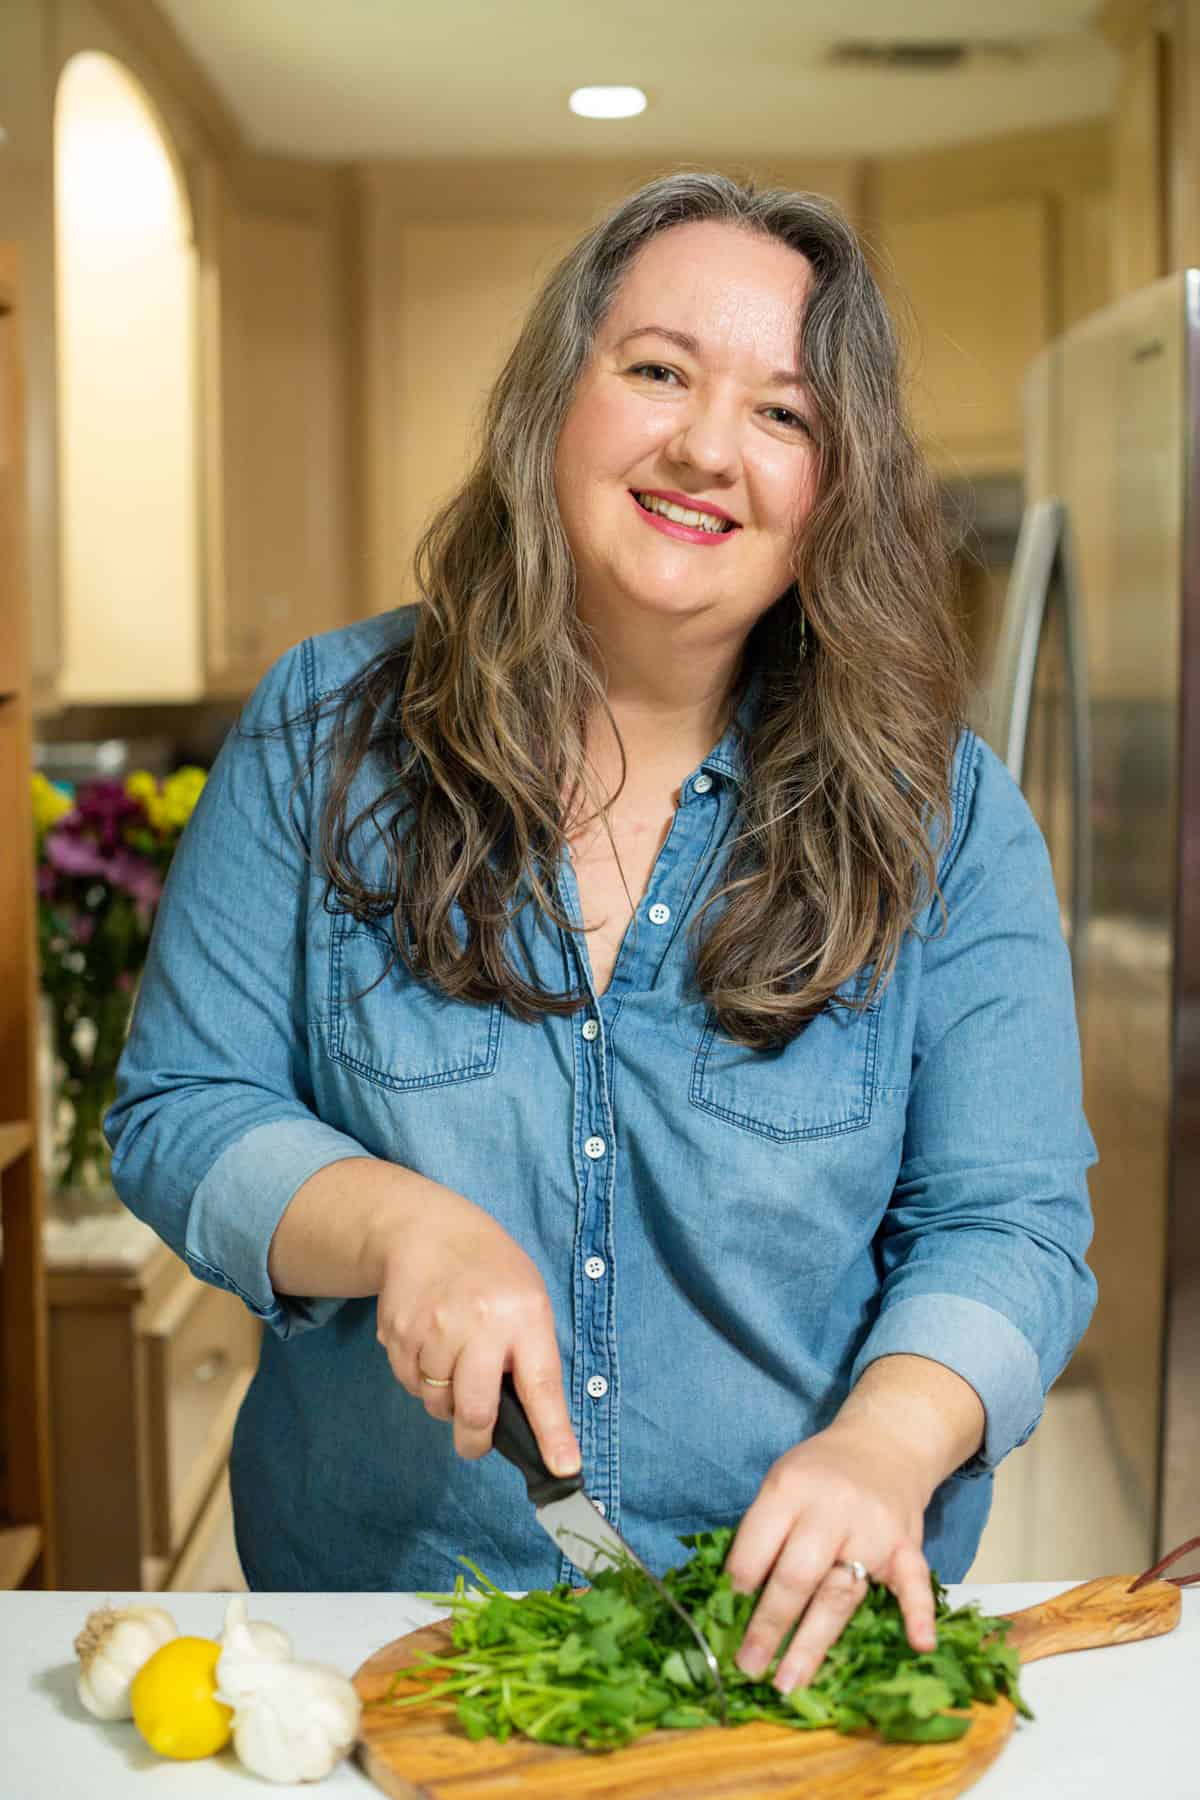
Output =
[{"x1": 352, "y1": 1571, "x2": 1180, "y2": 1798}]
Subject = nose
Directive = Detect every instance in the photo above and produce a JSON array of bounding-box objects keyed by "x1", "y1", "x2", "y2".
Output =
[{"x1": 668, "y1": 390, "x2": 741, "y2": 480}]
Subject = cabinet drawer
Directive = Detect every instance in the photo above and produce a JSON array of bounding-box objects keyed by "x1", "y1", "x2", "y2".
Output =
[{"x1": 143, "y1": 1276, "x2": 260, "y2": 1558}]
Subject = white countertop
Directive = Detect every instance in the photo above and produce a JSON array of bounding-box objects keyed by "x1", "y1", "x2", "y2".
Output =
[{"x1": 2, "y1": 1582, "x2": 1195, "y2": 1798}]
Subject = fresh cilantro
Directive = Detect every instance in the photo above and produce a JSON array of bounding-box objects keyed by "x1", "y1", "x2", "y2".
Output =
[{"x1": 383, "y1": 1525, "x2": 1032, "y2": 1753}]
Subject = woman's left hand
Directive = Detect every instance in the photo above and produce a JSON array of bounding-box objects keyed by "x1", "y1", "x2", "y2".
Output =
[{"x1": 723, "y1": 1420, "x2": 938, "y2": 1693}]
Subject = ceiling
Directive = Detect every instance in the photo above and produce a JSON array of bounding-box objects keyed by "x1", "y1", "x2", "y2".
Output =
[{"x1": 153, "y1": 0, "x2": 1119, "y2": 162}]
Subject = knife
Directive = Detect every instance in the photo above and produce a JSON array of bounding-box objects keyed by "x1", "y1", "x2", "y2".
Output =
[{"x1": 492, "y1": 1371, "x2": 728, "y2": 1723}]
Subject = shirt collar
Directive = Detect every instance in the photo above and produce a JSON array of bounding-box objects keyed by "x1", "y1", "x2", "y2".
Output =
[{"x1": 698, "y1": 665, "x2": 762, "y2": 787}]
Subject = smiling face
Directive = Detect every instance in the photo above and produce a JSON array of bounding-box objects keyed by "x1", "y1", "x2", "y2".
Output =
[{"x1": 554, "y1": 219, "x2": 821, "y2": 651}]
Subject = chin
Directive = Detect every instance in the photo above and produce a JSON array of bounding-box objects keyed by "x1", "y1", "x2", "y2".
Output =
[{"x1": 620, "y1": 584, "x2": 720, "y2": 621}]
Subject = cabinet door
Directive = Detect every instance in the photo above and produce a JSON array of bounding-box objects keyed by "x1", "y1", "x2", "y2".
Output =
[
  {"x1": 880, "y1": 196, "x2": 1054, "y2": 475},
  {"x1": 0, "y1": 289, "x2": 21, "y2": 700},
  {"x1": 0, "y1": 238, "x2": 59, "y2": 714},
  {"x1": 204, "y1": 168, "x2": 350, "y2": 696}
]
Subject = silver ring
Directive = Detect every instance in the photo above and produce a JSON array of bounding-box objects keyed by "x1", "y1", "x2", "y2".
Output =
[
  {"x1": 836, "y1": 1558, "x2": 870, "y2": 1582},
  {"x1": 418, "y1": 1370, "x2": 453, "y2": 1388}
]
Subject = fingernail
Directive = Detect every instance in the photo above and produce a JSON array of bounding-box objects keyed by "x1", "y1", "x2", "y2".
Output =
[
  {"x1": 549, "y1": 1447, "x2": 581, "y2": 1476},
  {"x1": 737, "y1": 1650, "x2": 767, "y2": 1678}
]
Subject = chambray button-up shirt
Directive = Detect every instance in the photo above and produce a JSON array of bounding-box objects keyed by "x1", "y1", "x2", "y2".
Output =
[{"x1": 106, "y1": 605, "x2": 1097, "y2": 1593}]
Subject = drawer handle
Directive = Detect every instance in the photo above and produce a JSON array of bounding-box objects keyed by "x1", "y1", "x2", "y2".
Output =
[{"x1": 193, "y1": 1350, "x2": 231, "y2": 1385}]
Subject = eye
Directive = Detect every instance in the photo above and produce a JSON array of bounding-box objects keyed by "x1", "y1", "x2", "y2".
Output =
[
  {"x1": 764, "y1": 406, "x2": 813, "y2": 436},
  {"x1": 629, "y1": 362, "x2": 681, "y2": 385}
]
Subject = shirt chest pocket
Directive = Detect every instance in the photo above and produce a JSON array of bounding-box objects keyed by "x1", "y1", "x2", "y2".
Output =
[
  {"x1": 327, "y1": 914, "x2": 502, "y2": 1091},
  {"x1": 690, "y1": 982, "x2": 881, "y2": 1142}
]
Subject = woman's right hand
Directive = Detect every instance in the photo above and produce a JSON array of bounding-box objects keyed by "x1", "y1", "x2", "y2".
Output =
[{"x1": 375, "y1": 1185, "x2": 581, "y2": 1477}]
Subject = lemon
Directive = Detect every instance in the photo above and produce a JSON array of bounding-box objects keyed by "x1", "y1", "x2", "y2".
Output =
[{"x1": 130, "y1": 1635, "x2": 233, "y2": 1760}]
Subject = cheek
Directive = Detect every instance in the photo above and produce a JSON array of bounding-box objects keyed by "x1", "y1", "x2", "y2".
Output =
[
  {"x1": 559, "y1": 387, "x2": 661, "y2": 487},
  {"x1": 754, "y1": 453, "x2": 818, "y2": 545}
]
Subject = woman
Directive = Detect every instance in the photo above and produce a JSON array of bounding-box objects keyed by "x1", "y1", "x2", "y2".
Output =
[{"x1": 107, "y1": 172, "x2": 1096, "y2": 1697}]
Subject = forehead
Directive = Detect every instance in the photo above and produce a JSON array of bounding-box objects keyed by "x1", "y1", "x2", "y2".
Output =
[{"x1": 603, "y1": 220, "x2": 813, "y2": 353}]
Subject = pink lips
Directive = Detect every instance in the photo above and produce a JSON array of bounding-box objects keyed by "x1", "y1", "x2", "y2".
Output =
[{"x1": 629, "y1": 490, "x2": 739, "y2": 547}]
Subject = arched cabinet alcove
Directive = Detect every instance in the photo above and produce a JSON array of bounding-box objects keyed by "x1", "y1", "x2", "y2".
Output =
[{"x1": 55, "y1": 51, "x2": 201, "y2": 702}]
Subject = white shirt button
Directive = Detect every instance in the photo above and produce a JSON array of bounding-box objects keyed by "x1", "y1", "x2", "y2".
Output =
[
  {"x1": 587, "y1": 1375, "x2": 609, "y2": 1399},
  {"x1": 582, "y1": 1019, "x2": 600, "y2": 1041},
  {"x1": 584, "y1": 1255, "x2": 606, "y2": 1280},
  {"x1": 693, "y1": 773, "x2": 714, "y2": 794},
  {"x1": 648, "y1": 902, "x2": 671, "y2": 926},
  {"x1": 584, "y1": 1135, "x2": 606, "y2": 1160}
]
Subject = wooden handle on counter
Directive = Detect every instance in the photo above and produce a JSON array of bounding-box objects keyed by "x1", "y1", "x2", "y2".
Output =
[{"x1": 998, "y1": 1574, "x2": 1181, "y2": 1663}]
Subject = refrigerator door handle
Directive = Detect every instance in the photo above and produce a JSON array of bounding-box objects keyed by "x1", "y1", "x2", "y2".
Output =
[
  {"x1": 1058, "y1": 513, "x2": 1093, "y2": 987},
  {"x1": 990, "y1": 496, "x2": 1092, "y2": 986},
  {"x1": 992, "y1": 497, "x2": 1064, "y2": 784}
]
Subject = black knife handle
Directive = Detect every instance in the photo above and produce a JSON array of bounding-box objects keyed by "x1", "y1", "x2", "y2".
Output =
[{"x1": 493, "y1": 1373, "x2": 584, "y2": 1507}]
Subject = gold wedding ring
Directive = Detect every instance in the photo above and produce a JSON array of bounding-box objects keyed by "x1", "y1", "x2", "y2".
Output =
[
  {"x1": 836, "y1": 1558, "x2": 870, "y2": 1582},
  {"x1": 419, "y1": 1369, "x2": 453, "y2": 1387}
]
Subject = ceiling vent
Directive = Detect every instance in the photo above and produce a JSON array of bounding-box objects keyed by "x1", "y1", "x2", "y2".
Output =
[{"x1": 828, "y1": 41, "x2": 1031, "y2": 73}]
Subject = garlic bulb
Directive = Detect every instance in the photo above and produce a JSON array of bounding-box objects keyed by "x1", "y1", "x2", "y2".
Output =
[
  {"x1": 215, "y1": 1605, "x2": 360, "y2": 1784},
  {"x1": 74, "y1": 1604, "x2": 178, "y2": 1720},
  {"x1": 219, "y1": 1594, "x2": 293, "y2": 1663}
]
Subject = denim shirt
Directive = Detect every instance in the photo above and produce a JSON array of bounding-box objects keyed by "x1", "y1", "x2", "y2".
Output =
[{"x1": 106, "y1": 606, "x2": 1097, "y2": 1592}]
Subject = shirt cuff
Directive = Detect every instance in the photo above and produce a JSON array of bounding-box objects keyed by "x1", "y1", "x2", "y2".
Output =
[
  {"x1": 185, "y1": 1116, "x2": 371, "y2": 1338},
  {"x1": 848, "y1": 1292, "x2": 1044, "y2": 1477}
]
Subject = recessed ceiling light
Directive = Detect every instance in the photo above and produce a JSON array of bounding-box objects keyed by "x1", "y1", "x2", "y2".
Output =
[{"x1": 569, "y1": 86, "x2": 647, "y2": 120}]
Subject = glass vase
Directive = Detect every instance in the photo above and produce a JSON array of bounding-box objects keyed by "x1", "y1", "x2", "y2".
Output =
[{"x1": 44, "y1": 979, "x2": 136, "y2": 1218}]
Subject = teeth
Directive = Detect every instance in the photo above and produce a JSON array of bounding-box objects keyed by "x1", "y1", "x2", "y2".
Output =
[{"x1": 636, "y1": 492, "x2": 731, "y2": 533}]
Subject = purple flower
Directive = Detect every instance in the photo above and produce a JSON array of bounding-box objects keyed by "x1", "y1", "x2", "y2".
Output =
[
  {"x1": 44, "y1": 828, "x2": 108, "y2": 878},
  {"x1": 108, "y1": 848, "x2": 162, "y2": 918},
  {"x1": 75, "y1": 780, "x2": 144, "y2": 852}
]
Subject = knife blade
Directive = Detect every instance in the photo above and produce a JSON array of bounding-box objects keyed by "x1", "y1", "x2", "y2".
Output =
[{"x1": 491, "y1": 1371, "x2": 728, "y2": 1723}]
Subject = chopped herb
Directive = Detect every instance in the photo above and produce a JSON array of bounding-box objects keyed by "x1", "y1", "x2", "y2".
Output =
[{"x1": 383, "y1": 1527, "x2": 1032, "y2": 1753}]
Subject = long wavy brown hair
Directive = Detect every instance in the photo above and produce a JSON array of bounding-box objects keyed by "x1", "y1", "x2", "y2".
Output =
[{"x1": 288, "y1": 171, "x2": 968, "y2": 1050}]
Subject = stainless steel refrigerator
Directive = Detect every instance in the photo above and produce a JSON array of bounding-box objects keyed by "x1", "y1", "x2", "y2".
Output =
[{"x1": 985, "y1": 270, "x2": 1199, "y2": 1572}]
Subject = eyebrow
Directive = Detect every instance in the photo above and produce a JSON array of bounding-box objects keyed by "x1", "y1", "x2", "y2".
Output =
[{"x1": 613, "y1": 324, "x2": 809, "y2": 393}]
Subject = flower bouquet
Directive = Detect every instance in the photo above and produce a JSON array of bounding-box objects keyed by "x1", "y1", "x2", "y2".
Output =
[{"x1": 33, "y1": 767, "x2": 206, "y2": 1201}]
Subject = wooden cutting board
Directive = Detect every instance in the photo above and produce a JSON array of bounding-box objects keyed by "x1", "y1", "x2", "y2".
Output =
[{"x1": 353, "y1": 1572, "x2": 1180, "y2": 1799}]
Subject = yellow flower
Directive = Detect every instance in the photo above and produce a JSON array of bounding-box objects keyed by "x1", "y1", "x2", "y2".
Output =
[
  {"x1": 124, "y1": 770, "x2": 157, "y2": 805},
  {"x1": 32, "y1": 772, "x2": 73, "y2": 836},
  {"x1": 161, "y1": 766, "x2": 207, "y2": 830},
  {"x1": 124, "y1": 766, "x2": 207, "y2": 836}
]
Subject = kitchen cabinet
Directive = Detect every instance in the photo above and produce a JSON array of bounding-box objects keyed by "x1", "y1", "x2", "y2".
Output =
[
  {"x1": 46, "y1": 1220, "x2": 257, "y2": 1590},
  {"x1": 0, "y1": 244, "x2": 55, "y2": 1589},
  {"x1": 198, "y1": 159, "x2": 354, "y2": 701},
  {"x1": 878, "y1": 195, "x2": 1056, "y2": 476},
  {"x1": 867, "y1": 120, "x2": 1113, "y2": 478}
]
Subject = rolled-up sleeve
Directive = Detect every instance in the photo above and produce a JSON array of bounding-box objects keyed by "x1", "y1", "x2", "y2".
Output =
[
  {"x1": 105, "y1": 640, "x2": 368, "y2": 1337},
  {"x1": 850, "y1": 734, "x2": 1098, "y2": 1474}
]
